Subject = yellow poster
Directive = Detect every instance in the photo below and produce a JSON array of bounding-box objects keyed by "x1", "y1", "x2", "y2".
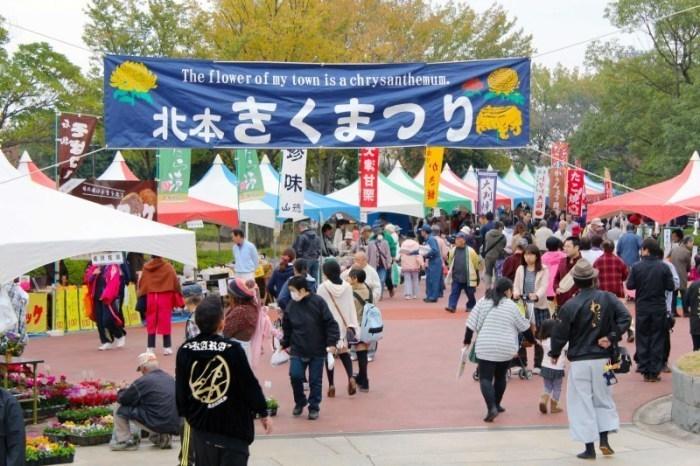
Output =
[
  {"x1": 423, "y1": 147, "x2": 444, "y2": 208},
  {"x1": 65, "y1": 285, "x2": 81, "y2": 332},
  {"x1": 53, "y1": 287, "x2": 66, "y2": 331},
  {"x1": 26, "y1": 292, "x2": 49, "y2": 334},
  {"x1": 122, "y1": 283, "x2": 141, "y2": 327},
  {"x1": 78, "y1": 285, "x2": 95, "y2": 330}
]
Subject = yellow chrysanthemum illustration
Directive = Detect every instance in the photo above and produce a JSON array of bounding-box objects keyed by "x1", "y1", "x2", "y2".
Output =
[
  {"x1": 110, "y1": 61, "x2": 158, "y2": 105},
  {"x1": 487, "y1": 68, "x2": 519, "y2": 94},
  {"x1": 475, "y1": 105, "x2": 523, "y2": 140}
]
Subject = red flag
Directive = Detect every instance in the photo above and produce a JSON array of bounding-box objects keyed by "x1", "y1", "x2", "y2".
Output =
[
  {"x1": 358, "y1": 148, "x2": 379, "y2": 209},
  {"x1": 567, "y1": 168, "x2": 586, "y2": 216},
  {"x1": 58, "y1": 113, "x2": 98, "y2": 185},
  {"x1": 548, "y1": 167, "x2": 567, "y2": 214},
  {"x1": 551, "y1": 142, "x2": 569, "y2": 168}
]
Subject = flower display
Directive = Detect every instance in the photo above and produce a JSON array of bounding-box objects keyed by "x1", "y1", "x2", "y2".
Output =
[
  {"x1": 0, "y1": 331, "x2": 27, "y2": 357},
  {"x1": 66, "y1": 380, "x2": 118, "y2": 407},
  {"x1": 26, "y1": 436, "x2": 75, "y2": 464}
]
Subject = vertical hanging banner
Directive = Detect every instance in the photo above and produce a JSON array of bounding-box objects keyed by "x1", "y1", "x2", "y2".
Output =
[
  {"x1": 550, "y1": 142, "x2": 569, "y2": 168},
  {"x1": 567, "y1": 168, "x2": 585, "y2": 216},
  {"x1": 549, "y1": 167, "x2": 567, "y2": 214},
  {"x1": 58, "y1": 113, "x2": 98, "y2": 185},
  {"x1": 157, "y1": 148, "x2": 191, "y2": 202},
  {"x1": 359, "y1": 147, "x2": 379, "y2": 209},
  {"x1": 236, "y1": 149, "x2": 264, "y2": 201},
  {"x1": 533, "y1": 167, "x2": 548, "y2": 219},
  {"x1": 278, "y1": 149, "x2": 307, "y2": 219},
  {"x1": 423, "y1": 147, "x2": 444, "y2": 208},
  {"x1": 26, "y1": 292, "x2": 49, "y2": 334},
  {"x1": 477, "y1": 170, "x2": 498, "y2": 215},
  {"x1": 603, "y1": 167, "x2": 613, "y2": 199}
]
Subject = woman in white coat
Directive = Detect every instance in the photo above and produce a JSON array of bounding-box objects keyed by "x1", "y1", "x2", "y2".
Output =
[
  {"x1": 513, "y1": 244, "x2": 549, "y2": 372},
  {"x1": 317, "y1": 260, "x2": 360, "y2": 397}
]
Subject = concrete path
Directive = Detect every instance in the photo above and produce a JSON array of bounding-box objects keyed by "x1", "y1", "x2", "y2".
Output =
[{"x1": 72, "y1": 424, "x2": 700, "y2": 465}]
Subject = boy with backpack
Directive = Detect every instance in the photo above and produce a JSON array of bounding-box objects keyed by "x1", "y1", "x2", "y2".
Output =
[{"x1": 348, "y1": 268, "x2": 384, "y2": 392}]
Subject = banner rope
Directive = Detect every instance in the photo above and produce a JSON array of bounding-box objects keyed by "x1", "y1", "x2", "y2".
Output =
[{"x1": 0, "y1": 146, "x2": 107, "y2": 186}]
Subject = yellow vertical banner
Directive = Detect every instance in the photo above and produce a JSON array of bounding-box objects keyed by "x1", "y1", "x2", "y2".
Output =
[
  {"x1": 53, "y1": 286, "x2": 66, "y2": 331},
  {"x1": 26, "y1": 292, "x2": 49, "y2": 334},
  {"x1": 423, "y1": 147, "x2": 444, "y2": 208},
  {"x1": 122, "y1": 283, "x2": 141, "y2": 327},
  {"x1": 65, "y1": 285, "x2": 81, "y2": 332},
  {"x1": 78, "y1": 285, "x2": 95, "y2": 330}
]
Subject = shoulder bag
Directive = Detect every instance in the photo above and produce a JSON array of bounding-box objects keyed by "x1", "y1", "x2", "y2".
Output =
[{"x1": 327, "y1": 291, "x2": 358, "y2": 346}]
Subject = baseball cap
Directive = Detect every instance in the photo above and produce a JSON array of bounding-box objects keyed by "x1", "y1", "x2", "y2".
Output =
[{"x1": 136, "y1": 352, "x2": 157, "y2": 372}]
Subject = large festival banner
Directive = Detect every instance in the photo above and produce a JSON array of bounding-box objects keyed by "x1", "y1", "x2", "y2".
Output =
[
  {"x1": 235, "y1": 149, "x2": 264, "y2": 201},
  {"x1": 68, "y1": 179, "x2": 158, "y2": 220},
  {"x1": 423, "y1": 147, "x2": 444, "y2": 208},
  {"x1": 359, "y1": 148, "x2": 379, "y2": 209},
  {"x1": 58, "y1": 113, "x2": 98, "y2": 185},
  {"x1": 533, "y1": 167, "x2": 548, "y2": 219},
  {"x1": 278, "y1": 149, "x2": 307, "y2": 219},
  {"x1": 157, "y1": 148, "x2": 191, "y2": 202},
  {"x1": 104, "y1": 55, "x2": 530, "y2": 149},
  {"x1": 477, "y1": 170, "x2": 498, "y2": 215},
  {"x1": 548, "y1": 167, "x2": 567, "y2": 214},
  {"x1": 550, "y1": 141, "x2": 569, "y2": 168},
  {"x1": 567, "y1": 168, "x2": 586, "y2": 216},
  {"x1": 604, "y1": 167, "x2": 613, "y2": 199}
]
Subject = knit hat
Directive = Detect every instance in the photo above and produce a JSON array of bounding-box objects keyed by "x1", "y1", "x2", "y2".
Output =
[
  {"x1": 227, "y1": 277, "x2": 255, "y2": 298},
  {"x1": 571, "y1": 259, "x2": 599, "y2": 280}
]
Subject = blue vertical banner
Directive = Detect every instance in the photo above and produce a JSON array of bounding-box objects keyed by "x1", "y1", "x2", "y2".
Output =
[
  {"x1": 477, "y1": 170, "x2": 499, "y2": 215},
  {"x1": 104, "y1": 55, "x2": 530, "y2": 149}
]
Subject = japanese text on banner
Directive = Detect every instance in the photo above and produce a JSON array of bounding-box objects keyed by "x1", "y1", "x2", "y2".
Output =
[
  {"x1": 423, "y1": 147, "x2": 444, "y2": 208},
  {"x1": 548, "y1": 167, "x2": 567, "y2": 214},
  {"x1": 550, "y1": 141, "x2": 569, "y2": 168},
  {"x1": 104, "y1": 55, "x2": 530, "y2": 149},
  {"x1": 26, "y1": 292, "x2": 48, "y2": 334},
  {"x1": 567, "y1": 168, "x2": 586, "y2": 216},
  {"x1": 278, "y1": 149, "x2": 307, "y2": 219},
  {"x1": 58, "y1": 113, "x2": 98, "y2": 185},
  {"x1": 477, "y1": 170, "x2": 498, "y2": 215},
  {"x1": 533, "y1": 167, "x2": 548, "y2": 219},
  {"x1": 157, "y1": 149, "x2": 191, "y2": 202},
  {"x1": 359, "y1": 148, "x2": 379, "y2": 209},
  {"x1": 604, "y1": 167, "x2": 613, "y2": 199},
  {"x1": 236, "y1": 149, "x2": 264, "y2": 201}
]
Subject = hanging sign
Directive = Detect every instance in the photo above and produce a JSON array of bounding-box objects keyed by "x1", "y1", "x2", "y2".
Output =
[
  {"x1": 236, "y1": 149, "x2": 264, "y2": 201},
  {"x1": 533, "y1": 167, "x2": 548, "y2": 219},
  {"x1": 26, "y1": 292, "x2": 49, "y2": 334},
  {"x1": 477, "y1": 170, "x2": 498, "y2": 215},
  {"x1": 550, "y1": 142, "x2": 569, "y2": 168},
  {"x1": 157, "y1": 148, "x2": 191, "y2": 202},
  {"x1": 58, "y1": 113, "x2": 98, "y2": 185},
  {"x1": 359, "y1": 148, "x2": 379, "y2": 209},
  {"x1": 567, "y1": 168, "x2": 585, "y2": 216},
  {"x1": 603, "y1": 167, "x2": 613, "y2": 199},
  {"x1": 548, "y1": 167, "x2": 567, "y2": 214},
  {"x1": 104, "y1": 55, "x2": 530, "y2": 149},
  {"x1": 278, "y1": 149, "x2": 307, "y2": 219},
  {"x1": 423, "y1": 147, "x2": 444, "y2": 208},
  {"x1": 68, "y1": 180, "x2": 158, "y2": 220}
]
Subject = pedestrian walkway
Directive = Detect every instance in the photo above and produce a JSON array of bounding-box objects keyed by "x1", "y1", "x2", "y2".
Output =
[{"x1": 74, "y1": 424, "x2": 699, "y2": 465}]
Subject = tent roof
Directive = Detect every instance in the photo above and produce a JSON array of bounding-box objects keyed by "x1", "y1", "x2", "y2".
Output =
[
  {"x1": 461, "y1": 165, "x2": 532, "y2": 204},
  {"x1": 98, "y1": 151, "x2": 139, "y2": 181},
  {"x1": 158, "y1": 197, "x2": 239, "y2": 228},
  {"x1": 0, "y1": 150, "x2": 196, "y2": 283},
  {"x1": 588, "y1": 152, "x2": 700, "y2": 223},
  {"x1": 189, "y1": 154, "x2": 239, "y2": 210},
  {"x1": 387, "y1": 161, "x2": 471, "y2": 212},
  {"x1": 415, "y1": 164, "x2": 510, "y2": 209},
  {"x1": 17, "y1": 151, "x2": 55, "y2": 189},
  {"x1": 328, "y1": 173, "x2": 425, "y2": 217},
  {"x1": 504, "y1": 166, "x2": 535, "y2": 192},
  {"x1": 519, "y1": 165, "x2": 535, "y2": 186}
]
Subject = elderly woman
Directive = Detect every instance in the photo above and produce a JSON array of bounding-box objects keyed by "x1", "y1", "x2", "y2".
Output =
[
  {"x1": 464, "y1": 277, "x2": 533, "y2": 422},
  {"x1": 223, "y1": 278, "x2": 259, "y2": 362}
]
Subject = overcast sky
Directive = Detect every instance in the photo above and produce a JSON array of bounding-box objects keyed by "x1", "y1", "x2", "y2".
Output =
[{"x1": 2, "y1": 0, "x2": 650, "y2": 69}]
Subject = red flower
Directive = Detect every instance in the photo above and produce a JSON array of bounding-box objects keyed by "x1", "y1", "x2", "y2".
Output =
[{"x1": 462, "y1": 78, "x2": 484, "y2": 92}]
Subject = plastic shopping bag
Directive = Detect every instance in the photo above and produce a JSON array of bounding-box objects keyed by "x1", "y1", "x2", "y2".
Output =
[{"x1": 270, "y1": 348, "x2": 290, "y2": 366}]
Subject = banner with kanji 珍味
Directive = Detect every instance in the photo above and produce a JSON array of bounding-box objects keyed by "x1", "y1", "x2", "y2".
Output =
[
  {"x1": 423, "y1": 147, "x2": 444, "y2": 208},
  {"x1": 278, "y1": 149, "x2": 307, "y2": 219},
  {"x1": 359, "y1": 148, "x2": 379, "y2": 208}
]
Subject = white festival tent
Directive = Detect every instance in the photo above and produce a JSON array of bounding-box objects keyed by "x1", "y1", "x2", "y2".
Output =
[
  {"x1": 0, "y1": 150, "x2": 196, "y2": 284},
  {"x1": 328, "y1": 173, "x2": 425, "y2": 218},
  {"x1": 462, "y1": 165, "x2": 533, "y2": 206},
  {"x1": 17, "y1": 151, "x2": 56, "y2": 189},
  {"x1": 504, "y1": 166, "x2": 536, "y2": 193},
  {"x1": 98, "y1": 151, "x2": 139, "y2": 181},
  {"x1": 519, "y1": 165, "x2": 536, "y2": 186}
]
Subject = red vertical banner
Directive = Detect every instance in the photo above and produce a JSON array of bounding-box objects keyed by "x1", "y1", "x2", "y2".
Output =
[
  {"x1": 551, "y1": 142, "x2": 569, "y2": 168},
  {"x1": 358, "y1": 147, "x2": 379, "y2": 208},
  {"x1": 567, "y1": 168, "x2": 585, "y2": 216},
  {"x1": 58, "y1": 113, "x2": 98, "y2": 185},
  {"x1": 548, "y1": 167, "x2": 567, "y2": 214},
  {"x1": 603, "y1": 167, "x2": 613, "y2": 199}
]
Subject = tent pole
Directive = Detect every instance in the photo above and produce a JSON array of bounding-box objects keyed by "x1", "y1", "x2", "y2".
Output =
[{"x1": 217, "y1": 225, "x2": 221, "y2": 254}]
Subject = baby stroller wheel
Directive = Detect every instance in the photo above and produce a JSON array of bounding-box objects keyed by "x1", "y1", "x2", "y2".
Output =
[{"x1": 472, "y1": 369, "x2": 480, "y2": 381}]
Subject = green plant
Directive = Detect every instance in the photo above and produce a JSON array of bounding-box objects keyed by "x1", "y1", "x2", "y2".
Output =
[
  {"x1": 56, "y1": 406, "x2": 112, "y2": 423},
  {"x1": 266, "y1": 398, "x2": 279, "y2": 409}
]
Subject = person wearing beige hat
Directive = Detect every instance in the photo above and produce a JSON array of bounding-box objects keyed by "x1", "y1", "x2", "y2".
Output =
[
  {"x1": 549, "y1": 259, "x2": 631, "y2": 460},
  {"x1": 338, "y1": 231, "x2": 356, "y2": 259}
]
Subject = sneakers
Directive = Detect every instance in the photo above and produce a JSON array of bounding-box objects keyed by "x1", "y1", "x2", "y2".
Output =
[
  {"x1": 308, "y1": 410, "x2": 320, "y2": 420},
  {"x1": 532, "y1": 367, "x2": 541, "y2": 375},
  {"x1": 163, "y1": 347, "x2": 173, "y2": 356},
  {"x1": 110, "y1": 440, "x2": 139, "y2": 451},
  {"x1": 157, "y1": 434, "x2": 172, "y2": 449},
  {"x1": 146, "y1": 347, "x2": 155, "y2": 354},
  {"x1": 115, "y1": 336, "x2": 126, "y2": 348},
  {"x1": 292, "y1": 405, "x2": 305, "y2": 417},
  {"x1": 98, "y1": 343, "x2": 113, "y2": 351}
]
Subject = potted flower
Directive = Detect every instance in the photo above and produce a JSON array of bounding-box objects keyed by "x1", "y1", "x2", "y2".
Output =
[
  {"x1": 44, "y1": 415, "x2": 114, "y2": 446},
  {"x1": 266, "y1": 398, "x2": 278, "y2": 417},
  {"x1": 56, "y1": 406, "x2": 113, "y2": 423},
  {"x1": 25, "y1": 436, "x2": 75, "y2": 465}
]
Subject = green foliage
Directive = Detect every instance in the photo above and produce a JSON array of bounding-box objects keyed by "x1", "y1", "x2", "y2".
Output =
[{"x1": 56, "y1": 406, "x2": 112, "y2": 423}]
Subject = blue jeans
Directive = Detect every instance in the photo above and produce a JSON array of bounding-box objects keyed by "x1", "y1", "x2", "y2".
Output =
[
  {"x1": 290, "y1": 356, "x2": 324, "y2": 412},
  {"x1": 448, "y1": 281, "x2": 476, "y2": 311},
  {"x1": 376, "y1": 267, "x2": 387, "y2": 297}
]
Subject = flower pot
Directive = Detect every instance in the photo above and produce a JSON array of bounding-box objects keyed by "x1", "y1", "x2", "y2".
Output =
[
  {"x1": 67, "y1": 433, "x2": 112, "y2": 446},
  {"x1": 268, "y1": 407, "x2": 277, "y2": 417}
]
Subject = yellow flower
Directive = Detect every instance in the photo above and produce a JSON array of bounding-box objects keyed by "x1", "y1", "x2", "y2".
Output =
[
  {"x1": 110, "y1": 61, "x2": 158, "y2": 93},
  {"x1": 487, "y1": 68, "x2": 519, "y2": 94}
]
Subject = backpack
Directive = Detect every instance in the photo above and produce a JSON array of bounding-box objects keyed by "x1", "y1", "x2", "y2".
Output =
[{"x1": 353, "y1": 286, "x2": 384, "y2": 343}]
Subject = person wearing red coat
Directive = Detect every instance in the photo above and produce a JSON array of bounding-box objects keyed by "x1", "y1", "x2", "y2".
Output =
[
  {"x1": 138, "y1": 256, "x2": 184, "y2": 355},
  {"x1": 85, "y1": 263, "x2": 126, "y2": 351},
  {"x1": 594, "y1": 241, "x2": 629, "y2": 298},
  {"x1": 553, "y1": 237, "x2": 582, "y2": 307}
]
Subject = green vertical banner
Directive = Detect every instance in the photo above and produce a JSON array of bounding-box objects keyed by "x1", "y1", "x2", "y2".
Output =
[
  {"x1": 235, "y1": 149, "x2": 265, "y2": 201},
  {"x1": 157, "y1": 148, "x2": 191, "y2": 202}
]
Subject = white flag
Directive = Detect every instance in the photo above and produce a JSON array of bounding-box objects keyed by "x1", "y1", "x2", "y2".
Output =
[
  {"x1": 278, "y1": 149, "x2": 307, "y2": 219},
  {"x1": 533, "y1": 167, "x2": 548, "y2": 219}
]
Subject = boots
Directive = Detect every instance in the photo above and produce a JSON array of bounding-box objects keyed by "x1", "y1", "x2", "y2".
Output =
[
  {"x1": 538, "y1": 394, "x2": 549, "y2": 414},
  {"x1": 550, "y1": 398, "x2": 563, "y2": 413}
]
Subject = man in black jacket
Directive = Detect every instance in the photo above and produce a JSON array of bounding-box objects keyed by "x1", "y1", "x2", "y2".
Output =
[
  {"x1": 176, "y1": 296, "x2": 272, "y2": 466},
  {"x1": 626, "y1": 238, "x2": 675, "y2": 382},
  {"x1": 281, "y1": 275, "x2": 340, "y2": 420},
  {"x1": 0, "y1": 388, "x2": 24, "y2": 466},
  {"x1": 111, "y1": 352, "x2": 180, "y2": 451},
  {"x1": 550, "y1": 259, "x2": 631, "y2": 460},
  {"x1": 292, "y1": 221, "x2": 323, "y2": 281}
]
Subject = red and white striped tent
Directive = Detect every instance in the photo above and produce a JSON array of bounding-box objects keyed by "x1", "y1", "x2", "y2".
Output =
[
  {"x1": 17, "y1": 151, "x2": 55, "y2": 189},
  {"x1": 98, "y1": 151, "x2": 139, "y2": 181},
  {"x1": 588, "y1": 151, "x2": 700, "y2": 223}
]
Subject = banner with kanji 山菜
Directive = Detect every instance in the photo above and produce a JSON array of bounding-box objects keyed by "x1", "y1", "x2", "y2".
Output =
[
  {"x1": 567, "y1": 168, "x2": 586, "y2": 216},
  {"x1": 477, "y1": 170, "x2": 498, "y2": 215},
  {"x1": 549, "y1": 167, "x2": 567, "y2": 214},
  {"x1": 235, "y1": 149, "x2": 264, "y2": 202},
  {"x1": 359, "y1": 148, "x2": 379, "y2": 208},
  {"x1": 278, "y1": 149, "x2": 307, "y2": 219},
  {"x1": 104, "y1": 55, "x2": 531, "y2": 149},
  {"x1": 550, "y1": 141, "x2": 569, "y2": 168},
  {"x1": 58, "y1": 113, "x2": 98, "y2": 185},
  {"x1": 423, "y1": 147, "x2": 444, "y2": 208},
  {"x1": 604, "y1": 167, "x2": 613, "y2": 199},
  {"x1": 533, "y1": 167, "x2": 548, "y2": 219},
  {"x1": 157, "y1": 149, "x2": 191, "y2": 202}
]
